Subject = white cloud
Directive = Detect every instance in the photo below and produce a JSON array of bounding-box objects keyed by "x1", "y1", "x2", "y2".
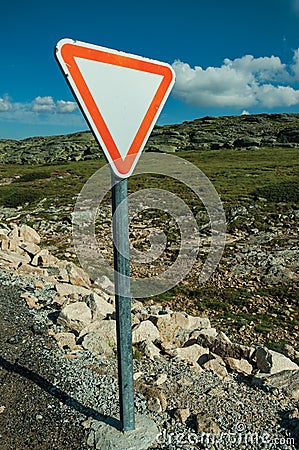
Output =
[
  {"x1": 172, "y1": 50, "x2": 299, "y2": 110},
  {"x1": 31, "y1": 96, "x2": 55, "y2": 113},
  {"x1": 0, "y1": 95, "x2": 78, "y2": 116},
  {"x1": 0, "y1": 95, "x2": 82, "y2": 128},
  {"x1": 291, "y1": 49, "x2": 299, "y2": 80},
  {"x1": 0, "y1": 95, "x2": 12, "y2": 112},
  {"x1": 56, "y1": 100, "x2": 78, "y2": 113}
]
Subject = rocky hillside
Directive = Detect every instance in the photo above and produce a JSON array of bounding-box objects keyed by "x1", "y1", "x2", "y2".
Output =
[{"x1": 1, "y1": 113, "x2": 299, "y2": 164}]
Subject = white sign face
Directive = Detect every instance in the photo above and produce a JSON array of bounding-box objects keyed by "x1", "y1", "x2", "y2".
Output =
[{"x1": 55, "y1": 39, "x2": 175, "y2": 178}]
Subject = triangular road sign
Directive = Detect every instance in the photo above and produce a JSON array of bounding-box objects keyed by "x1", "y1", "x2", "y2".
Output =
[{"x1": 55, "y1": 39, "x2": 175, "y2": 178}]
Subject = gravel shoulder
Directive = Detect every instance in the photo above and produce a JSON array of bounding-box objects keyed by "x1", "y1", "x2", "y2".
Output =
[{"x1": 0, "y1": 282, "x2": 88, "y2": 450}]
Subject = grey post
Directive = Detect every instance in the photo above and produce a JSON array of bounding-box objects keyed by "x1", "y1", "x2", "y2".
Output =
[{"x1": 111, "y1": 171, "x2": 135, "y2": 431}]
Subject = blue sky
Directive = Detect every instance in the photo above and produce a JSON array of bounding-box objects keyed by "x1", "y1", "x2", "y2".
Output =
[{"x1": 1, "y1": 0, "x2": 299, "y2": 139}]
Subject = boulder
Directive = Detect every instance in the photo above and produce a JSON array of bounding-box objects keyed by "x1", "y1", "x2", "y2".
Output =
[
  {"x1": 139, "y1": 340, "x2": 161, "y2": 359},
  {"x1": 132, "y1": 320, "x2": 160, "y2": 344},
  {"x1": 150, "y1": 312, "x2": 210, "y2": 346},
  {"x1": 0, "y1": 249, "x2": 31, "y2": 268},
  {"x1": 252, "y1": 347, "x2": 299, "y2": 374},
  {"x1": 173, "y1": 344, "x2": 208, "y2": 370},
  {"x1": 31, "y1": 249, "x2": 58, "y2": 267},
  {"x1": 19, "y1": 224, "x2": 41, "y2": 244},
  {"x1": 203, "y1": 355, "x2": 228, "y2": 379},
  {"x1": 55, "y1": 283, "x2": 91, "y2": 297},
  {"x1": 57, "y1": 302, "x2": 92, "y2": 333},
  {"x1": 66, "y1": 262, "x2": 91, "y2": 287},
  {"x1": 277, "y1": 127, "x2": 299, "y2": 143},
  {"x1": 233, "y1": 136, "x2": 260, "y2": 148},
  {"x1": 19, "y1": 242, "x2": 41, "y2": 256},
  {"x1": 83, "y1": 293, "x2": 114, "y2": 320},
  {"x1": 226, "y1": 357, "x2": 253, "y2": 375},
  {"x1": 81, "y1": 320, "x2": 117, "y2": 356}
]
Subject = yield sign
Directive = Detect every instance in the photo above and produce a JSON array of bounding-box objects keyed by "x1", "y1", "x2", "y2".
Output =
[{"x1": 55, "y1": 39, "x2": 175, "y2": 178}]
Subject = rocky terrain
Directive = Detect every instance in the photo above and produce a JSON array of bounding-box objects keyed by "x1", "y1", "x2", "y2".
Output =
[
  {"x1": 0, "y1": 113, "x2": 298, "y2": 448},
  {"x1": 0, "y1": 224, "x2": 298, "y2": 449},
  {"x1": 1, "y1": 113, "x2": 299, "y2": 164}
]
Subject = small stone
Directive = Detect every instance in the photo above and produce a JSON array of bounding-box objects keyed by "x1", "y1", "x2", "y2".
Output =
[
  {"x1": 174, "y1": 407, "x2": 190, "y2": 424},
  {"x1": 82, "y1": 418, "x2": 93, "y2": 429},
  {"x1": 0, "y1": 406, "x2": 5, "y2": 413},
  {"x1": 53, "y1": 332, "x2": 81, "y2": 351},
  {"x1": 7, "y1": 335, "x2": 22, "y2": 345},
  {"x1": 133, "y1": 372, "x2": 143, "y2": 381},
  {"x1": 195, "y1": 413, "x2": 221, "y2": 435},
  {"x1": 21, "y1": 293, "x2": 41, "y2": 309},
  {"x1": 154, "y1": 373, "x2": 167, "y2": 385},
  {"x1": 147, "y1": 397, "x2": 162, "y2": 413},
  {"x1": 33, "y1": 279, "x2": 45, "y2": 289}
]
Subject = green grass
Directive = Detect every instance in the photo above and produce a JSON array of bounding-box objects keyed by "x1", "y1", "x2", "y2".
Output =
[{"x1": 0, "y1": 147, "x2": 298, "y2": 210}]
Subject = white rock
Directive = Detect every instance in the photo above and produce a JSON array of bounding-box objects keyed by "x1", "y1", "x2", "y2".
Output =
[
  {"x1": 84, "y1": 292, "x2": 114, "y2": 320},
  {"x1": 94, "y1": 275, "x2": 114, "y2": 294},
  {"x1": 57, "y1": 302, "x2": 92, "y2": 333},
  {"x1": 132, "y1": 320, "x2": 160, "y2": 344},
  {"x1": 226, "y1": 357, "x2": 253, "y2": 375},
  {"x1": 172, "y1": 311, "x2": 211, "y2": 330},
  {"x1": 174, "y1": 344, "x2": 208, "y2": 370},
  {"x1": 19, "y1": 242, "x2": 41, "y2": 256},
  {"x1": 66, "y1": 262, "x2": 91, "y2": 287},
  {"x1": 203, "y1": 356, "x2": 228, "y2": 379},
  {"x1": 174, "y1": 407, "x2": 190, "y2": 424},
  {"x1": 154, "y1": 373, "x2": 168, "y2": 385},
  {"x1": 253, "y1": 347, "x2": 299, "y2": 374},
  {"x1": 139, "y1": 340, "x2": 161, "y2": 359},
  {"x1": 55, "y1": 283, "x2": 92, "y2": 297},
  {"x1": 81, "y1": 320, "x2": 117, "y2": 356},
  {"x1": 19, "y1": 224, "x2": 41, "y2": 244},
  {"x1": 0, "y1": 249, "x2": 31, "y2": 268},
  {"x1": 269, "y1": 350, "x2": 299, "y2": 375}
]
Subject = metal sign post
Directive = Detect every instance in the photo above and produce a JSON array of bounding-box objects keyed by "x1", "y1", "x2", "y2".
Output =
[
  {"x1": 111, "y1": 172, "x2": 135, "y2": 431},
  {"x1": 55, "y1": 38, "x2": 175, "y2": 435}
]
